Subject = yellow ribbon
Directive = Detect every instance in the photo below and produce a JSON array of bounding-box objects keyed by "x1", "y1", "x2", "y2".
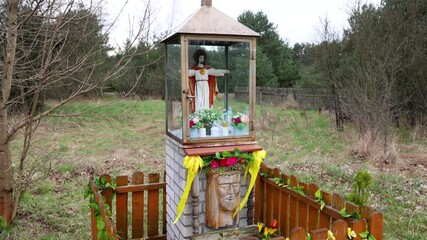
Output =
[
  {"x1": 235, "y1": 150, "x2": 266, "y2": 216},
  {"x1": 173, "y1": 155, "x2": 204, "y2": 224}
]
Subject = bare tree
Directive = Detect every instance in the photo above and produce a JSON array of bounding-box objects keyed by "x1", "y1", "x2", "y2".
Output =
[
  {"x1": 0, "y1": 0, "x2": 151, "y2": 223},
  {"x1": 314, "y1": 15, "x2": 344, "y2": 131}
]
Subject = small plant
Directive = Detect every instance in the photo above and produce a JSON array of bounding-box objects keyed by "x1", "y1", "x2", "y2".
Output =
[
  {"x1": 195, "y1": 108, "x2": 223, "y2": 125},
  {"x1": 84, "y1": 176, "x2": 116, "y2": 240},
  {"x1": 348, "y1": 170, "x2": 372, "y2": 208}
]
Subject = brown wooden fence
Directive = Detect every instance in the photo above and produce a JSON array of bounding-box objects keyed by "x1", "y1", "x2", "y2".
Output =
[
  {"x1": 89, "y1": 166, "x2": 382, "y2": 240},
  {"x1": 254, "y1": 163, "x2": 383, "y2": 240},
  {"x1": 89, "y1": 171, "x2": 166, "y2": 240}
]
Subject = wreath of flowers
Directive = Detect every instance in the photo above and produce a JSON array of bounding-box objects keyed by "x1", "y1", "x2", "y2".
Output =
[{"x1": 201, "y1": 148, "x2": 254, "y2": 173}]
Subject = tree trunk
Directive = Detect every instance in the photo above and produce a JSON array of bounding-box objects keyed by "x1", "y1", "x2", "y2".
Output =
[
  {"x1": 0, "y1": 0, "x2": 19, "y2": 224},
  {"x1": 0, "y1": 105, "x2": 13, "y2": 224}
]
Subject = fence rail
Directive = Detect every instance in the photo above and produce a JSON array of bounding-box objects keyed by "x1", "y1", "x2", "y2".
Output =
[
  {"x1": 254, "y1": 163, "x2": 383, "y2": 240},
  {"x1": 89, "y1": 171, "x2": 166, "y2": 240}
]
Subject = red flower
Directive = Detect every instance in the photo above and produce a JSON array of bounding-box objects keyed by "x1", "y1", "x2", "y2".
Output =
[
  {"x1": 269, "y1": 219, "x2": 278, "y2": 229},
  {"x1": 233, "y1": 117, "x2": 241, "y2": 124},
  {"x1": 190, "y1": 120, "x2": 195, "y2": 128},
  {"x1": 218, "y1": 158, "x2": 229, "y2": 167},
  {"x1": 210, "y1": 160, "x2": 219, "y2": 168},
  {"x1": 228, "y1": 156, "x2": 238, "y2": 165}
]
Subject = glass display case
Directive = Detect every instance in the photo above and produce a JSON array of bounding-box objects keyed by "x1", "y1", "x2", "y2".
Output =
[{"x1": 163, "y1": 3, "x2": 259, "y2": 145}]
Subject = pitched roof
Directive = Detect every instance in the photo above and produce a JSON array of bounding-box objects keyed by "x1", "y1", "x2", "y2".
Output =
[{"x1": 162, "y1": 5, "x2": 259, "y2": 42}]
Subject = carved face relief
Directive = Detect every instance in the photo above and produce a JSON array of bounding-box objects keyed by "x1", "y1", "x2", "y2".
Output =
[
  {"x1": 205, "y1": 170, "x2": 241, "y2": 229},
  {"x1": 217, "y1": 174, "x2": 240, "y2": 211}
]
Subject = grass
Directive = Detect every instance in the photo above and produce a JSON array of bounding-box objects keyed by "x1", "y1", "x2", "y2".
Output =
[{"x1": 0, "y1": 98, "x2": 426, "y2": 239}]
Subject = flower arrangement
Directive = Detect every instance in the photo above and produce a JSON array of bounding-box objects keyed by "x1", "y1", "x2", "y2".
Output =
[
  {"x1": 258, "y1": 219, "x2": 279, "y2": 240},
  {"x1": 231, "y1": 113, "x2": 249, "y2": 130},
  {"x1": 195, "y1": 108, "x2": 223, "y2": 126},
  {"x1": 201, "y1": 148, "x2": 253, "y2": 173},
  {"x1": 189, "y1": 114, "x2": 202, "y2": 129}
]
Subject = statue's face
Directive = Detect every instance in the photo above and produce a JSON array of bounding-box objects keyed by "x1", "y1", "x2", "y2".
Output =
[
  {"x1": 217, "y1": 174, "x2": 240, "y2": 211},
  {"x1": 198, "y1": 55, "x2": 205, "y2": 64}
]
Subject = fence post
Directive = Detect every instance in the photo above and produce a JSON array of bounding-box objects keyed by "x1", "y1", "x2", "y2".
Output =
[
  {"x1": 290, "y1": 226, "x2": 306, "y2": 240},
  {"x1": 147, "y1": 173, "x2": 160, "y2": 237},
  {"x1": 332, "y1": 219, "x2": 348, "y2": 240},
  {"x1": 131, "y1": 171, "x2": 145, "y2": 238},
  {"x1": 116, "y1": 175, "x2": 129, "y2": 239}
]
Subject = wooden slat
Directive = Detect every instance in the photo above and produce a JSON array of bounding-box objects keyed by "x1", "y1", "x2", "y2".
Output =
[
  {"x1": 116, "y1": 175, "x2": 129, "y2": 240},
  {"x1": 271, "y1": 168, "x2": 281, "y2": 227},
  {"x1": 289, "y1": 175, "x2": 299, "y2": 231},
  {"x1": 90, "y1": 208, "x2": 97, "y2": 240},
  {"x1": 115, "y1": 182, "x2": 166, "y2": 193},
  {"x1": 162, "y1": 171, "x2": 167, "y2": 234},
  {"x1": 369, "y1": 211, "x2": 383, "y2": 240},
  {"x1": 348, "y1": 218, "x2": 367, "y2": 240},
  {"x1": 280, "y1": 186, "x2": 290, "y2": 237},
  {"x1": 308, "y1": 183, "x2": 319, "y2": 231},
  {"x1": 346, "y1": 201, "x2": 359, "y2": 215},
  {"x1": 332, "y1": 219, "x2": 348, "y2": 240},
  {"x1": 131, "y1": 171, "x2": 145, "y2": 238},
  {"x1": 254, "y1": 172, "x2": 263, "y2": 222},
  {"x1": 290, "y1": 226, "x2": 306, "y2": 240},
  {"x1": 310, "y1": 228, "x2": 328, "y2": 240},
  {"x1": 147, "y1": 173, "x2": 160, "y2": 237}
]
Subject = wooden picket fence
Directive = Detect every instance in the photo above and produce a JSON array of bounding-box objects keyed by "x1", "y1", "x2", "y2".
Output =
[
  {"x1": 254, "y1": 163, "x2": 383, "y2": 240},
  {"x1": 89, "y1": 171, "x2": 166, "y2": 240},
  {"x1": 89, "y1": 166, "x2": 383, "y2": 240}
]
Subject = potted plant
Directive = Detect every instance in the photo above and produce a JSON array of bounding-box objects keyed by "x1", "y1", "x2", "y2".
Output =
[
  {"x1": 195, "y1": 108, "x2": 223, "y2": 135},
  {"x1": 231, "y1": 113, "x2": 249, "y2": 135},
  {"x1": 189, "y1": 114, "x2": 202, "y2": 138}
]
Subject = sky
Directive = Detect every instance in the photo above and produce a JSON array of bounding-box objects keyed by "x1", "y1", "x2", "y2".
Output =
[{"x1": 104, "y1": 0, "x2": 381, "y2": 49}]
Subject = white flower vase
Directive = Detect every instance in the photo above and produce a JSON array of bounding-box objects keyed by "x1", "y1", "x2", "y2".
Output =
[
  {"x1": 199, "y1": 128, "x2": 206, "y2": 137},
  {"x1": 190, "y1": 128, "x2": 199, "y2": 138},
  {"x1": 210, "y1": 126, "x2": 220, "y2": 137},
  {"x1": 221, "y1": 126, "x2": 229, "y2": 136},
  {"x1": 233, "y1": 126, "x2": 249, "y2": 136}
]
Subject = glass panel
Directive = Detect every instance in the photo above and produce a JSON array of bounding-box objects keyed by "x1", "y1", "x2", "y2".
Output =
[
  {"x1": 187, "y1": 41, "x2": 250, "y2": 139},
  {"x1": 166, "y1": 43, "x2": 182, "y2": 140}
]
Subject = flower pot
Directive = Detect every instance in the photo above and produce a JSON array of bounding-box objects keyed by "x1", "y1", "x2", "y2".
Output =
[
  {"x1": 205, "y1": 123, "x2": 212, "y2": 135},
  {"x1": 190, "y1": 128, "x2": 199, "y2": 138}
]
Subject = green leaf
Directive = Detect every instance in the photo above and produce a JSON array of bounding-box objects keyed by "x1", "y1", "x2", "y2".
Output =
[
  {"x1": 315, "y1": 189, "x2": 321, "y2": 199},
  {"x1": 359, "y1": 231, "x2": 369, "y2": 238},
  {"x1": 97, "y1": 217, "x2": 105, "y2": 230},
  {"x1": 215, "y1": 152, "x2": 221, "y2": 159},
  {"x1": 340, "y1": 208, "x2": 352, "y2": 217},
  {"x1": 320, "y1": 200, "x2": 325, "y2": 210}
]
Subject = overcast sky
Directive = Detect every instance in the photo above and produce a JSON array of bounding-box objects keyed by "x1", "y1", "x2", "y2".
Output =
[{"x1": 104, "y1": 0, "x2": 381, "y2": 49}]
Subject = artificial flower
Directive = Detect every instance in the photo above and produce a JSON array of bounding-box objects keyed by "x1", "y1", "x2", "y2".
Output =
[
  {"x1": 270, "y1": 219, "x2": 278, "y2": 228},
  {"x1": 210, "y1": 160, "x2": 219, "y2": 168},
  {"x1": 257, "y1": 222, "x2": 263, "y2": 233},
  {"x1": 327, "y1": 230, "x2": 336, "y2": 240},
  {"x1": 264, "y1": 227, "x2": 278, "y2": 236},
  {"x1": 347, "y1": 228, "x2": 356, "y2": 238}
]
